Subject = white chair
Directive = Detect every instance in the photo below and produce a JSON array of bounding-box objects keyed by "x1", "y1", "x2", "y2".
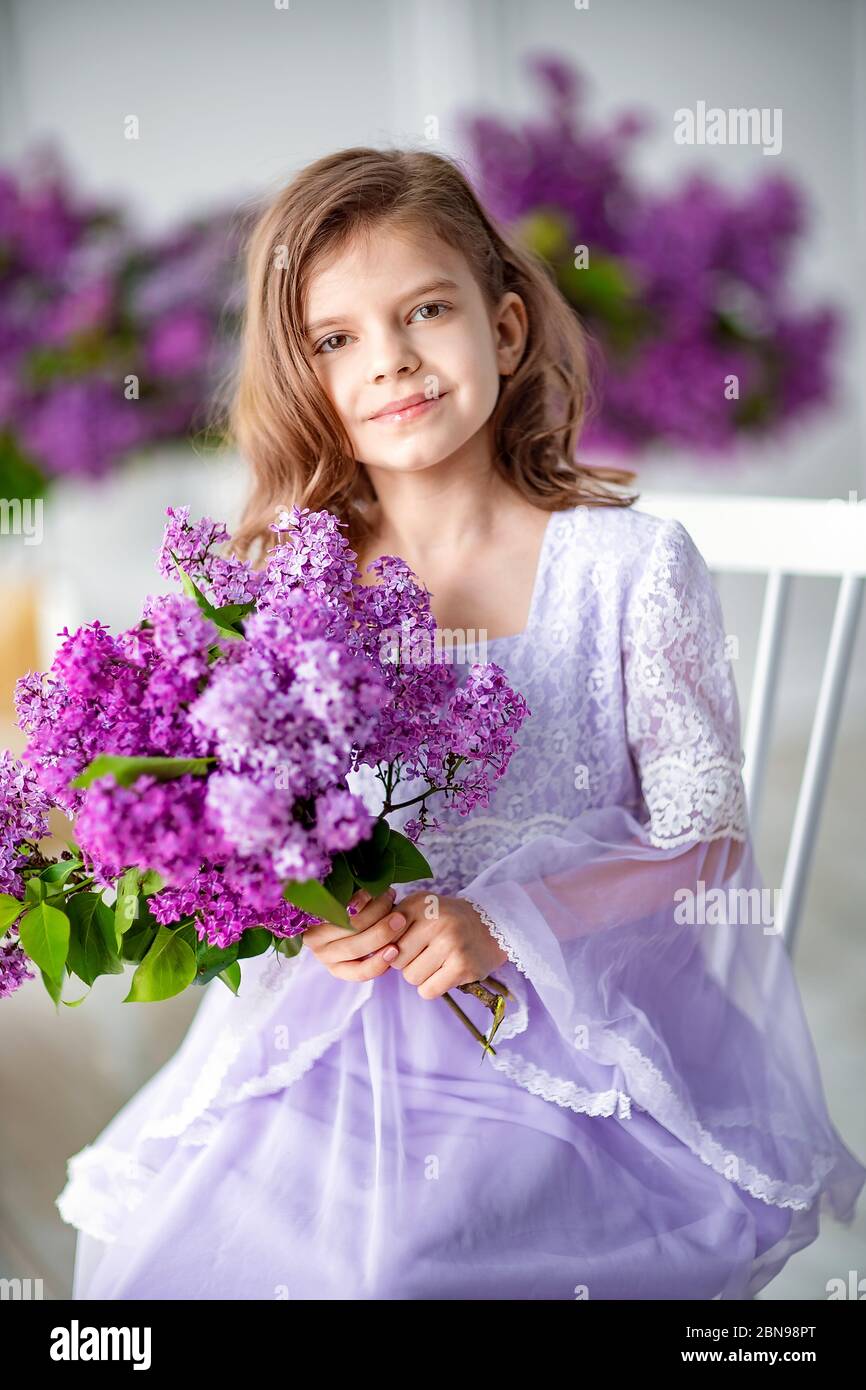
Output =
[{"x1": 634, "y1": 491, "x2": 866, "y2": 955}]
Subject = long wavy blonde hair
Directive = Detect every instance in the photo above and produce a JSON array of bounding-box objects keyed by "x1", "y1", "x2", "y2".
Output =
[{"x1": 213, "y1": 145, "x2": 639, "y2": 567}]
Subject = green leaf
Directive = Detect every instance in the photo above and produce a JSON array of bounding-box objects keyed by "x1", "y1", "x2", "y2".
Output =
[
  {"x1": 139, "y1": 870, "x2": 165, "y2": 896},
  {"x1": 0, "y1": 430, "x2": 48, "y2": 502},
  {"x1": 193, "y1": 938, "x2": 240, "y2": 987},
  {"x1": 40, "y1": 967, "x2": 63, "y2": 1007},
  {"x1": 322, "y1": 851, "x2": 354, "y2": 906},
  {"x1": 0, "y1": 894, "x2": 24, "y2": 938},
  {"x1": 387, "y1": 829, "x2": 433, "y2": 882},
  {"x1": 516, "y1": 208, "x2": 572, "y2": 262},
  {"x1": 346, "y1": 818, "x2": 395, "y2": 889},
  {"x1": 70, "y1": 754, "x2": 216, "y2": 790},
  {"x1": 24, "y1": 877, "x2": 46, "y2": 906},
  {"x1": 281, "y1": 878, "x2": 350, "y2": 930},
  {"x1": 123, "y1": 926, "x2": 197, "y2": 1002},
  {"x1": 218, "y1": 962, "x2": 242, "y2": 994},
  {"x1": 19, "y1": 902, "x2": 70, "y2": 983},
  {"x1": 211, "y1": 600, "x2": 256, "y2": 629},
  {"x1": 39, "y1": 858, "x2": 81, "y2": 887},
  {"x1": 61, "y1": 988, "x2": 92, "y2": 1007},
  {"x1": 371, "y1": 818, "x2": 391, "y2": 854},
  {"x1": 351, "y1": 847, "x2": 396, "y2": 897},
  {"x1": 236, "y1": 928, "x2": 272, "y2": 959},
  {"x1": 171, "y1": 555, "x2": 246, "y2": 641},
  {"x1": 274, "y1": 933, "x2": 304, "y2": 959},
  {"x1": 119, "y1": 920, "x2": 159, "y2": 963},
  {"x1": 114, "y1": 867, "x2": 142, "y2": 949},
  {"x1": 67, "y1": 893, "x2": 124, "y2": 985}
]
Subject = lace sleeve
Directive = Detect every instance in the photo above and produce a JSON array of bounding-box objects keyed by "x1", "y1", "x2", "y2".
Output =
[
  {"x1": 444, "y1": 516, "x2": 863, "y2": 1221},
  {"x1": 621, "y1": 518, "x2": 749, "y2": 849}
]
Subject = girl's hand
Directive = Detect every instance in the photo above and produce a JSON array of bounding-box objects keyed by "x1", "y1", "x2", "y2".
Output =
[
  {"x1": 301, "y1": 886, "x2": 411, "y2": 983},
  {"x1": 381, "y1": 891, "x2": 509, "y2": 999}
]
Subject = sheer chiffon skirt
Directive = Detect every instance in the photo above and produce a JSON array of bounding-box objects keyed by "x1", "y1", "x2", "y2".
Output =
[{"x1": 65, "y1": 957, "x2": 818, "y2": 1302}]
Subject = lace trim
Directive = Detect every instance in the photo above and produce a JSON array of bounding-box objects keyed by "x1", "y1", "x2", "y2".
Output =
[
  {"x1": 136, "y1": 951, "x2": 373, "y2": 1140},
  {"x1": 461, "y1": 894, "x2": 565, "y2": 994},
  {"x1": 55, "y1": 1144, "x2": 158, "y2": 1244},
  {"x1": 432, "y1": 812, "x2": 571, "y2": 840},
  {"x1": 487, "y1": 1049, "x2": 633, "y2": 1118},
  {"x1": 640, "y1": 753, "x2": 749, "y2": 849},
  {"x1": 461, "y1": 895, "x2": 839, "y2": 1212},
  {"x1": 55, "y1": 961, "x2": 377, "y2": 1242},
  {"x1": 623, "y1": 518, "x2": 751, "y2": 848},
  {"x1": 600, "y1": 1031, "x2": 839, "y2": 1210},
  {"x1": 217, "y1": 1010, "x2": 370, "y2": 1107}
]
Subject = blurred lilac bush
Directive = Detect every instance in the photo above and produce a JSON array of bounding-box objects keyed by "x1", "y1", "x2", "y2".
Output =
[
  {"x1": 462, "y1": 54, "x2": 841, "y2": 455},
  {"x1": 0, "y1": 144, "x2": 246, "y2": 499},
  {"x1": 1, "y1": 71, "x2": 842, "y2": 495}
]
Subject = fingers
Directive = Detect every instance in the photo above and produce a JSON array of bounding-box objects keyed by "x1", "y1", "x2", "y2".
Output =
[
  {"x1": 414, "y1": 957, "x2": 467, "y2": 1000},
  {"x1": 302, "y1": 887, "x2": 396, "y2": 951},
  {"x1": 399, "y1": 935, "x2": 450, "y2": 988},
  {"x1": 328, "y1": 949, "x2": 401, "y2": 983},
  {"x1": 318, "y1": 896, "x2": 410, "y2": 966},
  {"x1": 304, "y1": 887, "x2": 415, "y2": 986},
  {"x1": 346, "y1": 886, "x2": 397, "y2": 933}
]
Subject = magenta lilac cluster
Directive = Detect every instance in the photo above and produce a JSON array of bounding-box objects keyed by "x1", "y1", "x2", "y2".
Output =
[
  {"x1": 0, "y1": 749, "x2": 52, "y2": 998},
  {"x1": 13, "y1": 503, "x2": 530, "y2": 951}
]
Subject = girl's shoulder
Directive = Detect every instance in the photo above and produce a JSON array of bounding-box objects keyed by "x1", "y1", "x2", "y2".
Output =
[
  {"x1": 544, "y1": 503, "x2": 709, "y2": 626},
  {"x1": 555, "y1": 500, "x2": 675, "y2": 570}
]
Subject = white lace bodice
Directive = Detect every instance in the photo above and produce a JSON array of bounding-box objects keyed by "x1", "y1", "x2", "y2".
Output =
[{"x1": 349, "y1": 503, "x2": 749, "y2": 895}]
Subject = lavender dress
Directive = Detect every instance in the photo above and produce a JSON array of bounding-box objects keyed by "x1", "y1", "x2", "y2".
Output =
[{"x1": 57, "y1": 504, "x2": 865, "y2": 1300}]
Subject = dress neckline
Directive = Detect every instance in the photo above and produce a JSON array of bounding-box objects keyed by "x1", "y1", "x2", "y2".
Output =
[{"x1": 449, "y1": 507, "x2": 566, "y2": 661}]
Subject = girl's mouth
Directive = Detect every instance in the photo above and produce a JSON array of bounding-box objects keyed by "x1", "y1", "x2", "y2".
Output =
[{"x1": 370, "y1": 393, "x2": 447, "y2": 424}]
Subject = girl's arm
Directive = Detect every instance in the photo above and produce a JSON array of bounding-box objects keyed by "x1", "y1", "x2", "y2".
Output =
[{"x1": 435, "y1": 521, "x2": 853, "y2": 1215}]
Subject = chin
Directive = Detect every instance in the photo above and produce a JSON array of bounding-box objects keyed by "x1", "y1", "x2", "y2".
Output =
[{"x1": 371, "y1": 449, "x2": 452, "y2": 473}]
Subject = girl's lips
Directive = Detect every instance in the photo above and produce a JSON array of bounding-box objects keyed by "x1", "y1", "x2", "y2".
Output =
[{"x1": 370, "y1": 393, "x2": 446, "y2": 424}]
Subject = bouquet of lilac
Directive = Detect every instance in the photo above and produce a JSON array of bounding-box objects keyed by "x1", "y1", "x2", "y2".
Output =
[{"x1": 2, "y1": 505, "x2": 528, "y2": 1054}]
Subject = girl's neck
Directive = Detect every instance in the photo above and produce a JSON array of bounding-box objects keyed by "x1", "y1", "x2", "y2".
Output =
[{"x1": 364, "y1": 480, "x2": 534, "y2": 564}]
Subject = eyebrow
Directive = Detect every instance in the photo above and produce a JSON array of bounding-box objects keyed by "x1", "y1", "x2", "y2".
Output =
[{"x1": 304, "y1": 278, "x2": 462, "y2": 336}]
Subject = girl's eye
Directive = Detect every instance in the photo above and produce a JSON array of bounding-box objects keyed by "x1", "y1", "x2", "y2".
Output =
[
  {"x1": 410, "y1": 301, "x2": 450, "y2": 323},
  {"x1": 313, "y1": 303, "x2": 449, "y2": 354},
  {"x1": 315, "y1": 333, "x2": 351, "y2": 355}
]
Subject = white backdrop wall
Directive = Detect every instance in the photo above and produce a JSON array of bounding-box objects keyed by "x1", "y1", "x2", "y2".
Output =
[{"x1": 0, "y1": 0, "x2": 864, "y2": 733}]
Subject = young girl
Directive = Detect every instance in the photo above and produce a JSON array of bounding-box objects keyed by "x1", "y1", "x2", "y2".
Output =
[{"x1": 57, "y1": 147, "x2": 865, "y2": 1301}]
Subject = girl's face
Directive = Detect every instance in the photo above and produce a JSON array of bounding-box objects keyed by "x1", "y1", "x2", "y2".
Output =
[{"x1": 303, "y1": 222, "x2": 526, "y2": 477}]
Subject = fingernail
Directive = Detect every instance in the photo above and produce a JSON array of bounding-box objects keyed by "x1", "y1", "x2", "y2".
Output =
[
  {"x1": 382, "y1": 946, "x2": 399, "y2": 962},
  {"x1": 388, "y1": 914, "x2": 405, "y2": 930}
]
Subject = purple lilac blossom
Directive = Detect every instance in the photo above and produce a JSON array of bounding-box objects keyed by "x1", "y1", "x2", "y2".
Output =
[
  {"x1": 14, "y1": 504, "x2": 531, "y2": 949},
  {"x1": 461, "y1": 52, "x2": 840, "y2": 455},
  {"x1": 0, "y1": 927, "x2": 36, "y2": 999},
  {"x1": 0, "y1": 147, "x2": 246, "y2": 486},
  {"x1": 0, "y1": 747, "x2": 52, "y2": 896},
  {"x1": 0, "y1": 749, "x2": 52, "y2": 1000}
]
